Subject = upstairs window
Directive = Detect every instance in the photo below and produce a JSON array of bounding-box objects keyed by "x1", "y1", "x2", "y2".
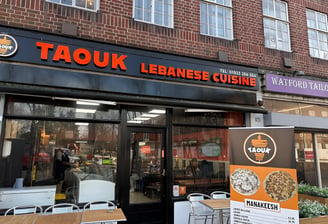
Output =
[
  {"x1": 200, "y1": 0, "x2": 233, "y2": 40},
  {"x1": 306, "y1": 9, "x2": 328, "y2": 60},
  {"x1": 262, "y1": 0, "x2": 290, "y2": 51},
  {"x1": 46, "y1": 0, "x2": 99, "y2": 11},
  {"x1": 133, "y1": 0, "x2": 174, "y2": 28}
]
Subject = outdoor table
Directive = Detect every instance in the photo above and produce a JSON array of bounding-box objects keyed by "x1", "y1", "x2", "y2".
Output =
[
  {"x1": 81, "y1": 208, "x2": 127, "y2": 223},
  {"x1": 33, "y1": 212, "x2": 82, "y2": 224},
  {"x1": 0, "y1": 213, "x2": 39, "y2": 224},
  {"x1": 200, "y1": 199, "x2": 230, "y2": 224}
]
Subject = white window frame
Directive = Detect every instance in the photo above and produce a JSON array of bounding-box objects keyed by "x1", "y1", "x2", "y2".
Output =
[
  {"x1": 306, "y1": 9, "x2": 328, "y2": 60},
  {"x1": 262, "y1": 0, "x2": 291, "y2": 52},
  {"x1": 133, "y1": 0, "x2": 174, "y2": 28},
  {"x1": 200, "y1": 0, "x2": 233, "y2": 40},
  {"x1": 46, "y1": 0, "x2": 100, "y2": 12}
]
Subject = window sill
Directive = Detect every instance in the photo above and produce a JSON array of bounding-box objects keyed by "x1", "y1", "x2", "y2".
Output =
[
  {"x1": 132, "y1": 18, "x2": 174, "y2": 29},
  {"x1": 310, "y1": 55, "x2": 328, "y2": 61},
  {"x1": 200, "y1": 33, "x2": 234, "y2": 41},
  {"x1": 264, "y1": 46, "x2": 292, "y2": 53}
]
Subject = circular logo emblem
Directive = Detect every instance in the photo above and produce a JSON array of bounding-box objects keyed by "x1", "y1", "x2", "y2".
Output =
[
  {"x1": 0, "y1": 34, "x2": 18, "y2": 57},
  {"x1": 243, "y1": 132, "x2": 277, "y2": 165}
]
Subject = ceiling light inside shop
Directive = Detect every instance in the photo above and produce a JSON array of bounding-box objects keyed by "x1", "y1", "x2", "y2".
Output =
[
  {"x1": 149, "y1": 109, "x2": 166, "y2": 114},
  {"x1": 75, "y1": 122, "x2": 89, "y2": 126},
  {"x1": 141, "y1": 113, "x2": 160, "y2": 118},
  {"x1": 127, "y1": 120, "x2": 143, "y2": 124},
  {"x1": 76, "y1": 108, "x2": 96, "y2": 113},
  {"x1": 185, "y1": 109, "x2": 227, "y2": 112},
  {"x1": 134, "y1": 117, "x2": 151, "y2": 121},
  {"x1": 84, "y1": 100, "x2": 117, "y2": 106},
  {"x1": 53, "y1": 97, "x2": 116, "y2": 106},
  {"x1": 76, "y1": 101, "x2": 100, "y2": 106},
  {"x1": 139, "y1": 141, "x2": 146, "y2": 146},
  {"x1": 277, "y1": 105, "x2": 312, "y2": 113}
]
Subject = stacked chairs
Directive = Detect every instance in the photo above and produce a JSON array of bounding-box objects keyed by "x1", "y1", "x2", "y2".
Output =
[
  {"x1": 210, "y1": 191, "x2": 230, "y2": 224},
  {"x1": 4, "y1": 205, "x2": 43, "y2": 216},
  {"x1": 44, "y1": 203, "x2": 80, "y2": 214},
  {"x1": 83, "y1": 201, "x2": 117, "y2": 224},
  {"x1": 187, "y1": 193, "x2": 215, "y2": 224},
  {"x1": 210, "y1": 191, "x2": 230, "y2": 199},
  {"x1": 83, "y1": 200, "x2": 116, "y2": 210}
]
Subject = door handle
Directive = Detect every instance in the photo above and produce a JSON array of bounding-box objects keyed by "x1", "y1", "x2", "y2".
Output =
[{"x1": 162, "y1": 169, "x2": 166, "y2": 176}]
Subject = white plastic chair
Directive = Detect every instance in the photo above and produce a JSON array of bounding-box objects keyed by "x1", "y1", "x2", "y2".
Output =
[
  {"x1": 187, "y1": 193, "x2": 215, "y2": 224},
  {"x1": 44, "y1": 203, "x2": 80, "y2": 214},
  {"x1": 83, "y1": 201, "x2": 117, "y2": 224},
  {"x1": 4, "y1": 205, "x2": 43, "y2": 216},
  {"x1": 210, "y1": 191, "x2": 230, "y2": 224},
  {"x1": 83, "y1": 200, "x2": 116, "y2": 210},
  {"x1": 210, "y1": 191, "x2": 230, "y2": 199}
]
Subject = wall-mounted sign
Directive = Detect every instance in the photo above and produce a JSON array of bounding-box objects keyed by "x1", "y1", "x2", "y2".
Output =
[
  {"x1": 0, "y1": 34, "x2": 18, "y2": 57},
  {"x1": 229, "y1": 127, "x2": 298, "y2": 224},
  {"x1": 141, "y1": 145, "x2": 151, "y2": 154},
  {"x1": 34, "y1": 41, "x2": 258, "y2": 89},
  {"x1": 0, "y1": 27, "x2": 259, "y2": 91},
  {"x1": 199, "y1": 142, "x2": 222, "y2": 157},
  {"x1": 266, "y1": 73, "x2": 328, "y2": 98}
]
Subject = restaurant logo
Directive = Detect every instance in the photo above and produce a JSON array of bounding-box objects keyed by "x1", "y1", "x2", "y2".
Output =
[
  {"x1": 243, "y1": 132, "x2": 277, "y2": 165},
  {"x1": 0, "y1": 34, "x2": 18, "y2": 57}
]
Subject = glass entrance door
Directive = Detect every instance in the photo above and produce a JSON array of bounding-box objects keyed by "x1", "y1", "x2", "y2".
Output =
[
  {"x1": 129, "y1": 130, "x2": 164, "y2": 204},
  {"x1": 125, "y1": 128, "x2": 166, "y2": 224}
]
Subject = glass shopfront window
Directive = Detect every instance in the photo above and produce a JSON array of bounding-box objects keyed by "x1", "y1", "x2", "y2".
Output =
[
  {"x1": 295, "y1": 132, "x2": 317, "y2": 186},
  {"x1": 316, "y1": 134, "x2": 328, "y2": 187},
  {"x1": 127, "y1": 108, "x2": 166, "y2": 125},
  {"x1": 6, "y1": 95, "x2": 119, "y2": 120},
  {"x1": 265, "y1": 99, "x2": 328, "y2": 187},
  {"x1": 1, "y1": 96, "x2": 119, "y2": 204},
  {"x1": 172, "y1": 127, "x2": 230, "y2": 195},
  {"x1": 173, "y1": 110, "x2": 243, "y2": 126},
  {"x1": 264, "y1": 99, "x2": 328, "y2": 117},
  {"x1": 172, "y1": 110, "x2": 243, "y2": 196}
]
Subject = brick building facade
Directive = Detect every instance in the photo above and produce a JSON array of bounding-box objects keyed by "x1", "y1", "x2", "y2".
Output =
[
  {"x1": 1, "y1": 0, "x2": 328, "y2": 76},
  {"x1": 0, "y1": 0, "x2": 328, "y2": 223}
]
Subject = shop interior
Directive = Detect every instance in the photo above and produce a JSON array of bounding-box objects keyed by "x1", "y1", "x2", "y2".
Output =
[{"x1": 0, "y1": 95, "x2": 244, "y2": 210}]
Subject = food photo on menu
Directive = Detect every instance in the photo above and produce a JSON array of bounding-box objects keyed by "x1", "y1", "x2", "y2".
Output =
[
  {"x1": 230, "y1": 165, "x2": 298, "y2": 223},
  {"x1": 230, "y1": 168, "x2": 260, "y2": 196}
]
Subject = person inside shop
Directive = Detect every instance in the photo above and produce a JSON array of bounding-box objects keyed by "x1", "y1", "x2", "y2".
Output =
[
  {"x1": 199, "y1": 159, "x2": 213, "y2": 178},
  {"x1": 54, "y1": 148, "x2": 71, "y2": 182},
  {"x1": 130, "y1": 156, "x2": 142, "y2": 192},
  {"x1": 148, "y1": 155, "x2": 160, "y2": 174},
  {"x1": 185, "y1": 158, "x2": 200, "y2": 178}
]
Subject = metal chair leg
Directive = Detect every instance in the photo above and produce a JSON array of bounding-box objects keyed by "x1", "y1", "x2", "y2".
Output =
[{"x1": 226, "y1": 215, "x2": 230, "y2": 224}]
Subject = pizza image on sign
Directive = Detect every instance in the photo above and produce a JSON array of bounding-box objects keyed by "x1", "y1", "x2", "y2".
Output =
[
  {"x1": 231, "y1": 168, "x2": 260, "y2": 195},
  {"x1": 263, "y1": 170, "x2": 297, "y2": 202}
]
